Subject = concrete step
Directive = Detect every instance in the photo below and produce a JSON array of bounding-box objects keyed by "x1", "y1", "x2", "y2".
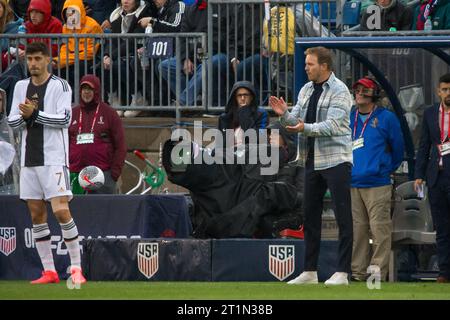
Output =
[{"x1": 122, "y1": 116, "x2": 219, "y2": 152}]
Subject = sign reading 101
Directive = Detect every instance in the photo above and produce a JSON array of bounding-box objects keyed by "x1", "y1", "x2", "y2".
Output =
[{"x1": 146, "y1": 37, "x2": 173, "y2": 59}]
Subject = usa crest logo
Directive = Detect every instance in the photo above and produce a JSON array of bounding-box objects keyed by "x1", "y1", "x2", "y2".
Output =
[
  {"x1": 268, "y1": 245, "x2": 295, "y2": 281},
  {"x1": 137, "y1": 242, "x2": 159, "y2": 279},
  {"x1": 0, "y1": 227, "x2": 16, "y2": 256}
]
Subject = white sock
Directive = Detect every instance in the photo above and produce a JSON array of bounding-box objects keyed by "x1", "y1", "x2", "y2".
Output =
[
  {"x1": 35, "y1": 240, "x2": 56, "y2": 272},
  {"x1": 65, "y1": 239, "x2": 81, "y2": 269},
  {"x1": 60, "y1": 219, "x2": 81, "y2": 270},
  {"x1": 33, "y1": 223, "x2": 56, "y2": 272}
]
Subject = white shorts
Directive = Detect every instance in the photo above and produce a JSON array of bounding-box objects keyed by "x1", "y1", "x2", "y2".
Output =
[{"x1": 20, "y1": 165, "x2": 73, "y2": 201}]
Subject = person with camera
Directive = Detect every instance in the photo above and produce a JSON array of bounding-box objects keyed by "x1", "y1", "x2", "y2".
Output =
[{"x1": 349, "y1": 76, "x2": 404, "y2": 282}]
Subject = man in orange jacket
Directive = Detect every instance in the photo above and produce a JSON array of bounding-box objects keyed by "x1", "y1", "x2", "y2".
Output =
[{"x1": 52, "y1": 0, "x2": 102, "y2": 92}]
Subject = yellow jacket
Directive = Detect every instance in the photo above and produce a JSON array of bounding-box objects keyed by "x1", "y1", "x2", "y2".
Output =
[
  {"x1": 263, "y1": 6, "x2": 295, "y2": 55},
  {"x1": 54, "y1": 0, "x2": 102, "y2": 68}
]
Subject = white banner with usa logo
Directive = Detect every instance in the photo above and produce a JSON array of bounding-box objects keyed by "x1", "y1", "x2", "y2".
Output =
[
  {"x1": 0, "y1": 227, "x2": 16, "y2": 256},
  {"x1": 268, "y1": 245, "x2": 295, "y2": 281},
  {"x1": 137, "y1": 242, "x2": 159, "y2": 279}
]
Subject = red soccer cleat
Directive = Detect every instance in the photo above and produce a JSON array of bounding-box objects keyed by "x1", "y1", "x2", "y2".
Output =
[
  {"x1": 70, "y1": 267, "x2": 87, "y2": 285},
  {"x1": 30, "y1": 270, "x2": 60, "y2": 284},
  {"x1": 279, "y1": 225, "x2": 305, "y2": 239}
]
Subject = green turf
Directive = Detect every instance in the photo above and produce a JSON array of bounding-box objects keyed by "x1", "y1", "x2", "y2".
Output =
[{"x1": 1, "y1": 281, "x2": 450, "y2": 300}]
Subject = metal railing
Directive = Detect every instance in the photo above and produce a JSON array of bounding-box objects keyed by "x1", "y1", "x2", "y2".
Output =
[
  {"x1": 0, "y1": 1, "x2": 340, "y2": 117},
  {"x1": 2, "y1": 0, "x2": 448, "y2": 119},
  {"x1": 206, "y1": 0, "x2": 341, "y2": 110},
  {"x1": 0, "y1": 33, "x2": 206, "y2": 118}
]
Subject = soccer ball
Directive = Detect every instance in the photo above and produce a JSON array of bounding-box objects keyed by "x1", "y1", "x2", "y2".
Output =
[{"x1": 78, "y1": 166, "x2": 105, "y2": 190}]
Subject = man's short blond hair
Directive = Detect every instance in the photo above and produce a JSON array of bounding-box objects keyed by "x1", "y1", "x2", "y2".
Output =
[{"x1": 304, "y1": 46, "x2": 334, "y2": 71}]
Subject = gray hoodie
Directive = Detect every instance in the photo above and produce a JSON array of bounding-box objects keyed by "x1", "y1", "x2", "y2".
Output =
[{"x1": 0, "y1": 88, "x2": 19, "y2": 194}]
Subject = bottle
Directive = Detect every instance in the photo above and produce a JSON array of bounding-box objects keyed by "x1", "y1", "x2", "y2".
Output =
[
  {"x1": 140, "y1": 24, "x2": 153, "y2": 70},
  {"x1": 17, "y1": 23, "x2": 27, "y2": 46},
  {"x1": 424, "y1": 17, "x2": 432, "y2": 32}
]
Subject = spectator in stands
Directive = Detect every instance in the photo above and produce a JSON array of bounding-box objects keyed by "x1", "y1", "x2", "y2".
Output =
[
  {"x1": 9, "y1": 0, "x2": 63, "y2": 62},
  {"x1": 83, "y1": 0, "x2": 119, "y2": 26},
  {"x1": 218, "y1": 81, "x2": 268, "y2": 146},
  {"x1": 269, "y1": 46, "x2": 353, "y2": 285},
  {"x1": 138, "y1": 0, "x2": 183, "y2": 33},
  {"x1": 101, "y1": 0, "x2": 155, "y2": 116},
  {"x1": 415, "y1": 73, "x2": 450, "y2": 283},
  {"x1": 52, "y1": 0, "x2": 102, "y2": 91},
  {"x1": 69, "y1": 74, "x2": 126, "y2": 194},
  {"x1": 158, "y1": 0, "x2": 228, "y2": 107},
  {"x1": 1, "y1": 0, "x2": 23, "y2": 70},
  {"x1": 350, "y1": 76, "x2": 404, "y2": 282},
  {"x1": 412, "y1": 0, "x2": 450, "y2": 30},
  {"x1": 228, "y1": 2, "x2": 267, "y2": 105},
  {"x1": 360, "y1": 0, "x2": 412, "y2": 31},
  {"x1": 133, "y1": 0, "x2": 185, "y2": 114}
]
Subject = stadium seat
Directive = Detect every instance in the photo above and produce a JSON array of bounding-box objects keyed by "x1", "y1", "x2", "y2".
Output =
[
  {"x1": 389, "y1": 181, "x2": 436, "y2": 282},
  {"x1": 319, "y1": 1, "x2": 337, "y2": 30},
  {"x1": 342, "y1": 1, "x2": 361, "y2": 30},
  {"x1": 182, "y1": 0, "x2": 196, "y2": 5}
]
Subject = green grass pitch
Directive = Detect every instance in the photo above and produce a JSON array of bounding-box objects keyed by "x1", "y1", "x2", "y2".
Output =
[{"x1": 1, "y1": 281, "x2": 449, "y2": 300}]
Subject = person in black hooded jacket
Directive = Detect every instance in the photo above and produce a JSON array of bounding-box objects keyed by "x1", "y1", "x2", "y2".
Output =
[
  {"x1": 218, "y1": 80, "x2": 268, "y2": 146},
  {"x1": 162, "y1": 120, "x2": 303, "y2": 239}
]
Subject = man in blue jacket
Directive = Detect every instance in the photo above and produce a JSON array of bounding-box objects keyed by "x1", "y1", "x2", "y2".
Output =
[
  {"x1": 415, "y1": 73, "x2": 450, "y2": 283},
  {"x1": 350, "y1": 77, "x2": 404, "y2": 282}
]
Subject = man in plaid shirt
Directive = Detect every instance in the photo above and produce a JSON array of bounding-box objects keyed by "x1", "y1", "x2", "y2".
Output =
[{"x1": 270, "y1": 46, "x2": 353, "y2": 286}]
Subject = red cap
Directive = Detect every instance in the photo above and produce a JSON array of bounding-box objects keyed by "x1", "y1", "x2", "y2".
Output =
[
  {"x1": 80, "y1": 80, "x2": 95, "y2": 89},
  {"x1": 352, "y1": 78, "x2": 377, "y2": 90}
]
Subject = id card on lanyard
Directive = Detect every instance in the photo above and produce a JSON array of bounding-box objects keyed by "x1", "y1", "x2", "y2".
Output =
[
  {"x1": 439, "y1": 105, "x2": 450, "y2": 156},
  {"x1": 352, "y1": 108, "x2": 375, "y2": 151},
  {"x1": 76, "y1": 105, "x2": 100, "y2": 145}
]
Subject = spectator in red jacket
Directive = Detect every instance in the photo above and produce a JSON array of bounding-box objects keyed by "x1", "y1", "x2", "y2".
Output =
[
  {"x1": 69, "y1": 74, "x2": 127, "y2": 194},
  {"x1": 9, "y1": 0, "x2": 62, "y2": 62}
]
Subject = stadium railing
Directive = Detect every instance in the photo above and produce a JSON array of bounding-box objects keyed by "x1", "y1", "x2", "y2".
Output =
[{"x1": 0, "y1": 0, "x2": 342, "y2": 118}]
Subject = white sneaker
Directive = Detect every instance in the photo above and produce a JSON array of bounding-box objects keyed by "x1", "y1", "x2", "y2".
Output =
[
  {"x1": 109, "y1": 92, "x2": 120, "y2": 107},
  {"x1": 116, "y1": 110, "x2": 124, "y2": 117},
  {"x1": 324, "y1": 272, "x2": 349, "y2": 286},
  {"x1": 287, "y1": 271, "x2": 318, "y2": 284},
  {"x1": 124, "y1": 110, "x2": 141, "y2": 118},
  {"x1": 134, "y1": 92, "x2": 148, "y2": 106}
]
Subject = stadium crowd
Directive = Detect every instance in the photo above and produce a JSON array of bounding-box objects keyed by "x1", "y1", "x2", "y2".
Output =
[{"x1": 1, "y1": 0, "x2": 449, "y2": 115}]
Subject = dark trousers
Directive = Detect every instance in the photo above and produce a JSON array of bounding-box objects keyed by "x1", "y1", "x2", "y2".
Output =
[
  {"x1": 428, "y1": 171, "x2": 450, "y2": 278},
  {"x1": 303, "y1": 161, "x2": 353, "y2": 273}
]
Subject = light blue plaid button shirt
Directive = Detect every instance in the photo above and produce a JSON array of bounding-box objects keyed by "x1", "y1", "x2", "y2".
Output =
[{"x1": 280, "y1": 72, "x2": 353, "y2": 170}]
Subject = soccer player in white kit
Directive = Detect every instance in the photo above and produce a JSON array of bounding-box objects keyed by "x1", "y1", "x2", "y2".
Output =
[{"x1": 8, "y1": 42, "x2": 86, "y2": 285}]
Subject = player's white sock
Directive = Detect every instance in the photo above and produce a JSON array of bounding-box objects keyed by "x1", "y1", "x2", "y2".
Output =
[
  {"x1": 33, "y1": 223, "x2": 56, "y2": 272},
  {"x1": 60, "y1": 219, "x2": 81, "y2": 269}
]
